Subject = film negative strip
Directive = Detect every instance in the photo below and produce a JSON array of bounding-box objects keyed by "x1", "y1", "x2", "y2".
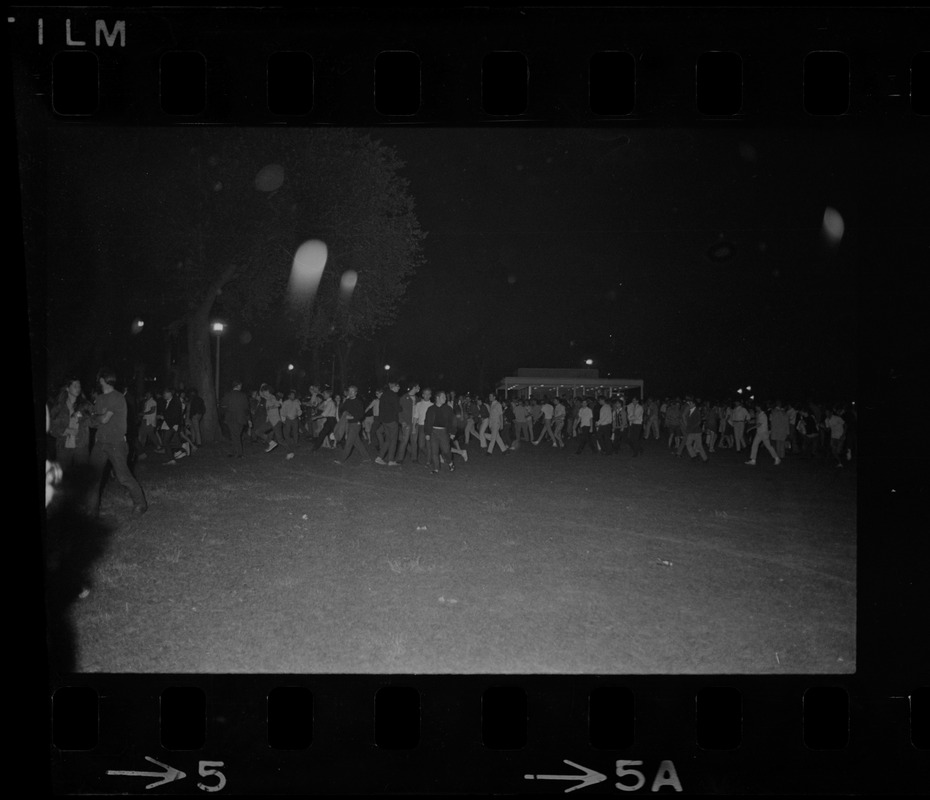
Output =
[{"x1": 17, "y1": 5, "x2": 928, "y2": 796}]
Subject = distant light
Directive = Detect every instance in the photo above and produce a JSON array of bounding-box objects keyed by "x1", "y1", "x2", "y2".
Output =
[
  {"x1": 211, "y1": 322, "x2": 226, "y2": 334},
  {"x1": 384, "y1": 364, "x2": 391, "y2": 371},
  {"x1": 585, "y1": 359, "x2": 594, "y2": 366},
  {"x1": 288, "y1": 364, "x2": 294, "y2": 371},
  {"x1": 746, "y1": 385, "x2": 751, "y2": 391},
  {"x1": 737, "y1": 388, "x2": 743, "y2": 394},
  {"x1": 131, "y1": 318, "x2": 144, "y2": 334}
]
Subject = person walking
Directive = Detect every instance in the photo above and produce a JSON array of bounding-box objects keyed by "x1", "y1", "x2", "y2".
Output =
[
  {"x1": 281, "y1": 389, "x2": 302, "y2": 459},
  {"x1": 745, "y1": 403, "x2": 781, "y2": 466},
  {"x1": 626, "y1": 395, "x2": 644, "y2": 456},
  {"x1": 770, "y1": 400, "x2": 789, "y2": 461},
  {"x1": 731, "y1": 399, "x2": 751, "y2": 453},
  {"x1": 485, "y1": 393, "x2": 509, "y2": 455},
  {"x1": 333, "y1": 385, "x2": 371, "y2": 464},
  {"x1": 824, "y1": 406, "x2": 847, "y2": 468},
  {"x1": 703, "y1": 401, "x2": 719, "y2": 453},
  {"x1": 425, "y1": 390, "x2": 457, "y2": 473},
  {"x1": 552, "y1": 397, "x2": 566, "y2": 448},
  {"x1": 311, "y1": 389, "x2": 338, "y2": 451},
  {"x1": 644, "y1": 397, "x2": 660, "y2": 440},
  {"x1": 596, "y1": 396, "x2": 613, "y2": 455},
  {"x1": 187, "y1": 388, "x2": 206, "y2": 446},
  {"x1": 220, "y1": 380, "x2": 251, "y2": 458},
  {"x1": 87, "y1": 368, "x2": 147, "y2": 515},
  {"x1": 375, "y1": 380, "x2": 401, "y2": 466},
  {"x1": 414, "y1": 387, "x2": 434, "y2": 468},
  {"x1": 395, "y1": 383, "x2": 419, "y2": 463},
  {"x1": 260, "y1": 384, "x2": 286, "y2": 454}
]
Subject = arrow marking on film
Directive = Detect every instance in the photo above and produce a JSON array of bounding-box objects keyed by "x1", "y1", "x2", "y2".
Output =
[
  {"x1": 524, "y1": 760, "x2": 607, "y2": 793},
  {"x1": 107, "y1": 756, "x2": 186, "y2": 789}
]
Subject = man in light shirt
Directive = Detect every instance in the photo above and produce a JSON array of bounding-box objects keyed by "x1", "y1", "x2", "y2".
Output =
[
  {"x1": 311, "y1": 389, "x2": 338, "y2": 451},
  {"x1": 533, "y1": 396, "x2": 557, "y2": 446},
  {"x1": 596, "y1": 397, "x2": 613, "y2": 455},
  {"x1": 730, "y1": 400, "x2": 751, "y2": 453},
  {"x1": 574, "y1": 398, "x2": 597, "y2": 455},
  {"x1": 745, "y1": 403, "x2": 781, "y2": 466},
  {"x1": 552, "y1": 398, "x2": 566, "y2": 448},
  {"x1": 414, "y1": 388, "x2": 434, "y2": 468},
  {"x1": 626, "y1": 395, "x2": 645, "y2": 457}
]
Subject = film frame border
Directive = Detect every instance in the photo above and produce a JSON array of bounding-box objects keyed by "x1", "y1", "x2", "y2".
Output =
[{"x1": 14, "y1": 5, "x2": 926, "y2": 796}]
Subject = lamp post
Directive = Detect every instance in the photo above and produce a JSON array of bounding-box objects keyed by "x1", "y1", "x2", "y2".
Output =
[{"x1": 211, "y1": 321, "x2": 226, "y2": 402}]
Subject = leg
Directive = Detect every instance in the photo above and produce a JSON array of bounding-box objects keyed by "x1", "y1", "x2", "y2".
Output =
[{"x1": 104, "y1": 441, "x2": 147, "y2": 510}]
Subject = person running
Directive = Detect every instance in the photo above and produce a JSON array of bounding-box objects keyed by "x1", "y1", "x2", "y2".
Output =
[
  {"x1": 333, "y1": 385, "x2": 371, "y2": 464},
  {"x1": 574, "y1": 398, "x2": 598, "y2": 455},
  {"x1": 281, "y1": 389, "x2": 302, "y2": 459},
  {"x1": 485, "y1": 393, "x2": 509, "y2": 455},
  {"x1": 220, "y1": 380, "x2": 251, "y2": 458},
  {"x1": 745, "y1": 403, "x2": 781, "y2": 466},
  {"x1": 375, "y1": 380, "x2": 401, "y2": 466},
  {"x1": 533, "y1": 396, "x2": 557, "y2": 446},
  {"x1": 87, "y1": 368, "x2": 147, "y2": 515},
  {"x1": 552, "y1": 397, "x2": 566, "y2": 448},
  {"x1": 681, "y1": 397, "x2": 709, "y2": 462},
  {"x1": 160, "y1": 387, "x2": 187, "y2": 460},
  {"x1": 311, "y1": 388, "x2": 338, "y2": 451},
  {"x1": 425, "y1": 390, "x2": 457, "y2": 473}
]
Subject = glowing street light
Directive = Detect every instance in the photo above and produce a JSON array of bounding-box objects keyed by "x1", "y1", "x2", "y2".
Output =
[
  {"x1": 288, "y1": 363, "x2": 294, "y2": 371},
  {"x1": 211, "y1": 321, "x2": 226, "y2": 403},
  {"x1": 585, "y1": 358, "x2": 594, "y2": 366}
]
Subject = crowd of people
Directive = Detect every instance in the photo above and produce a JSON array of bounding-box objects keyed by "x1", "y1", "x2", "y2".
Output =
[{"x1": 45, "y1": 370, "x2": 858, "y2": 515}]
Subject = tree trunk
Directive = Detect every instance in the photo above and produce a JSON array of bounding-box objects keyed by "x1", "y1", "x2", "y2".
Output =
[
  {"x1": 311, "y1": 341, "x2": 321, "y2": 387},
  {"x1": 336, "y1": 338, "x2": 353, "y2": 392},
  {"x1": 179, "y1": 263, "x2": 239, "y2": 441}
]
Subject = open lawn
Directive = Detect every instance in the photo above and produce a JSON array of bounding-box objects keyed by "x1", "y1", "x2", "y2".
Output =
[{"x1": 46, "y1": 436, "x2": 856, "y2": 674}]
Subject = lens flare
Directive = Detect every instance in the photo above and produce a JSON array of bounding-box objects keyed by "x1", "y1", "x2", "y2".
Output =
[
  {"x1": 288, "y1": 240, "x2": 328, "y2": 304},
  {"x1": 255, "y1": 163, "x2": 285, "y2": 192},
  {"x1": 339, "y1": 269, "x2": 358, "y2": 302},
  {"x1": 822, "y1": 207, "x2": 845, "y2": 244}
]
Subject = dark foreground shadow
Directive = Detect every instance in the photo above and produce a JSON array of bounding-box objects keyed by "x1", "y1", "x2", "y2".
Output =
[{"x1": 44, "y1": 464, "x2": 115, "y2": 674}]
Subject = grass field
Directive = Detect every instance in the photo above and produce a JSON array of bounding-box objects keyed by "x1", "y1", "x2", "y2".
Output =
[{"x1": 46, "y1": 434, "x2": 856, "y2": 674}]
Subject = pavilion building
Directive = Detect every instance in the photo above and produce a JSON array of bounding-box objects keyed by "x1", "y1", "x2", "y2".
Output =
[{"x1": 497, "y1": 368, "x2": 644, "y2": 400}]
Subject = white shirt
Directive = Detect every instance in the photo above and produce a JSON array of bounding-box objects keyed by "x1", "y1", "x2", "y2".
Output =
[
  {"x1": 627, "y1": 402, "x2": 644, "y2": 425},
  {"x1": 577, "y1": 406, "x2": 594, "y2": 428},
  {"x1": 541, "y1": 403, "x2": 554, "y2": 420},
  {"x1": 414, "y1": 399, "x2": 432, "y2": 426},
  {"x1": 598, "y1": 404, "x2": 613, "y2": 426},
  {"x1": 319, "y1": 398, "x2": 336, "y2": 418},
  {"x1": 143, "y1": 397, "x2": 157, "y2": 426}
]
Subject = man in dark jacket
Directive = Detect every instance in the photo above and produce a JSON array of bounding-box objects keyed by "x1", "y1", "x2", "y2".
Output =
[
  {"x1": 375, "y1": 380, "x2": 401, "y2": 466},
  {"x1": 220, "y1": 380, "x2": 251, "y2": 457},
  {"x1": 424, "y1": 390, "x2": 456, "y2": 473},
  {"x1": 334, "y1": 385, "x2": 370, "y2": 464}
]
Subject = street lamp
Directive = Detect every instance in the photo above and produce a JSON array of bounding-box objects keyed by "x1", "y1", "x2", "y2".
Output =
[
  {"x1": 212, "y1": 321, "x2": 226, "y2": 401},
  {"x1": 585, "y1": 358, "x2": 594, "y2": 366}
]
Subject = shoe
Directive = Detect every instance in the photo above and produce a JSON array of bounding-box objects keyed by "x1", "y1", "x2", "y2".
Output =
[
  {"x1": 432, "y1": 469, "x2": 439, "y2": 474},
  {"x1": 774, "y1": 457, "x2": 782, "y2": 465},
  {"x1": 133, "y1": 504, "x2": 148, "y2": 515},
  {"x1": 165, "y1": 459, "x2": 177, "y2": 465},
  {"x1": 173, "y1": 450, "x2": 187, "y2": 460},
  {"x1": 286, "y1": 452, "x2": 295, "y2": 460},
  {"x1": 836, "y1": 462, "x2": 843, "y2": 468},
  {"x1": 333, "y1": 459, "x2": 343, "y2": 465},
  {"x1": 533, "y1": 440, "x2": 539, "y2": 446},
  {"x1": 154, "y1": 448, "x2": 165, "y2": 454},
  {"x1": 388, "y1": 461, "x2": 399, "y2": 466},
  {"x1": 462, "y1": 452, "x2": 468, "y2": 462},
  {"x1": 449, "y1": 464, "x2": 455, "y2": 472},
  {"x1": 182, "y1": 443, "x2": 192, "y2": 456},
  {"x1": 745, "y1": 460, "x2": 756, "y2": 465},
  {"x1": 266, "y1": 441, "x2": 278, "y2": 453}
]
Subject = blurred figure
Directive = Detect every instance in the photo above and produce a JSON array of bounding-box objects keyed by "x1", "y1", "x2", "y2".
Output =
[
  {"x1": 485, "y1": 393, "x2": 509, "y2": 455},
  {"x1": 220, "y1": 380, "x2": 251, "y2": 458},
  {"x1": 425, "y1": 390, "x2": 456, "y2": 473},
  {"x1": 334, "y1": 385, "x2": 370, "y2": 464},
  {"x1": 187, "y1": 387, "x2": 205, "y2": 446},
  {"x1": 745, "y1": 403, "x2": 781, "y2": 466},
  {"x1": 281, "y1": 389, "x2": 302, "y2": 459}
]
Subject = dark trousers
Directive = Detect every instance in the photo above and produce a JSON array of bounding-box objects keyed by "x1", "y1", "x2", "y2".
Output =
[
  {"x1": 339, "y1": 422, "x2": 370, "y2": 462},
  {"x1": 379, "y1": 421, "x2": 399, "y2": 462},
  {"x1": 396, "y1": 422, "x2": 413, "y2": 462},
  {"x1": 429, "y1": 428, "x2": 452, "y2": 468},
  {"x1": 228, "y1": 422, "x2": 246, "y2": 456},
  {"x1": 89, "y1": 439, "x2": 146, "y2": 512},
  {"x1": 313, "y1": 417, "x2": 336, "y2": 449},
  {"x1": 597, "y1": 424, "x2": 613, "y2": 453},
  {"x1": 628, "y1": 423, "x2": 643, "y2": 456},
  {"x1": 575, "y1": 426, "x2": 597, "y2": 454},
  {"x1": 416, "y1": 424, "x2": 428, "y2": 464}
]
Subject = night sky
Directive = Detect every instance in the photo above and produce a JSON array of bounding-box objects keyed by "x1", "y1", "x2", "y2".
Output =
[{"x1": 39, "y1": 123, "x2": 882, "y2": 401}]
